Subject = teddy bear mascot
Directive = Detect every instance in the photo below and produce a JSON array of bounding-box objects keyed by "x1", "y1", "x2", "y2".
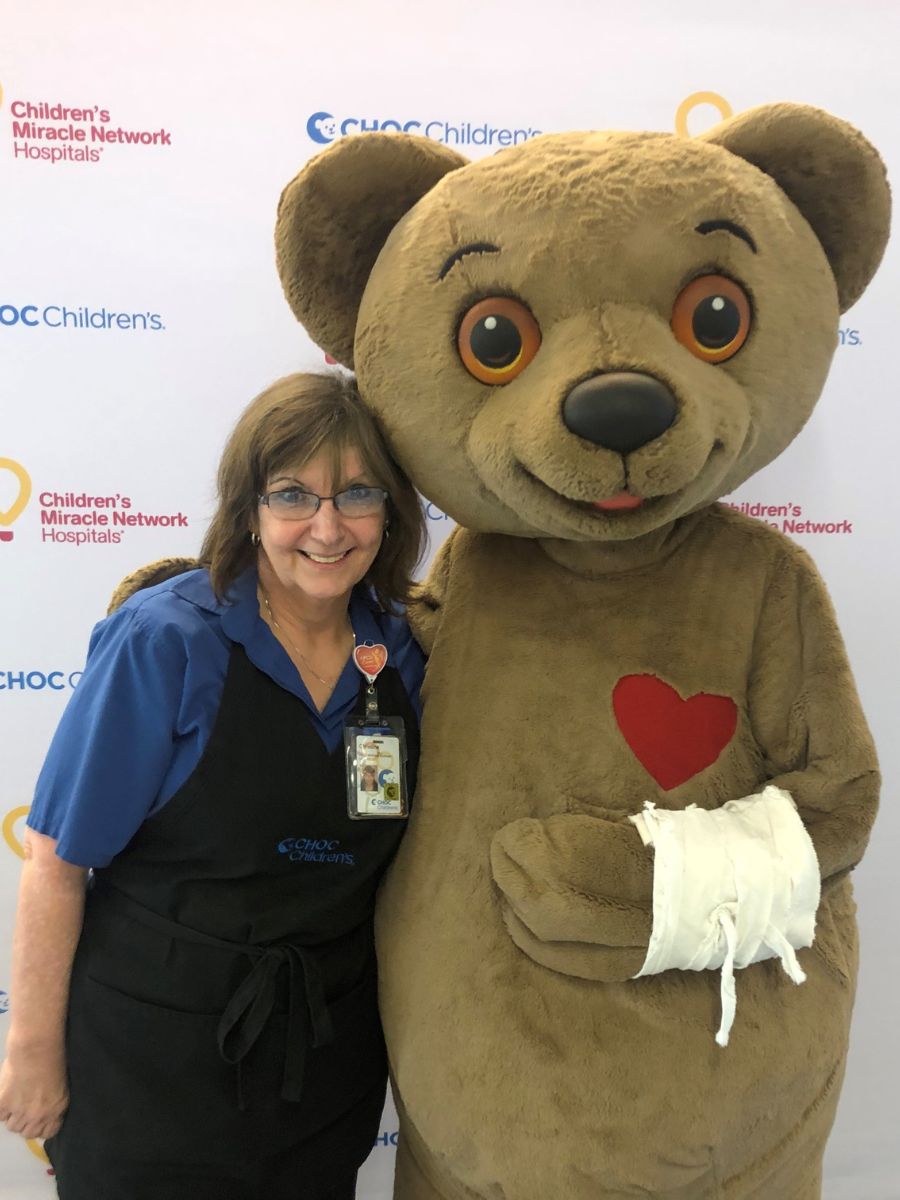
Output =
[{"x1": 275, "y1": 104, "x2": 888, "y2": 1199}]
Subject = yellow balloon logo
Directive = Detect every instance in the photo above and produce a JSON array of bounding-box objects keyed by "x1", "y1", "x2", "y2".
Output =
[
  {"x1": 26, "y1": 1137, "x2": 55, "y2": 1175},
  {"x1": 675, "y1": 91, "x2": 733, "y2": 138},
  {"x1": 0, "y1": 458, "x2": 32, "y2": 542},
  {"x1": 26, "y1": 1138, "x2": 50, "y2": 1165},
  {"x1": 3, "y1": 807, "x2": 30, "y2": 859}
]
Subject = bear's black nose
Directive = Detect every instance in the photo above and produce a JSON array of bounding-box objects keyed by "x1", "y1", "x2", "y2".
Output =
[{"x1": 562, "y1": 373, "x2": 677, "y2": 454}]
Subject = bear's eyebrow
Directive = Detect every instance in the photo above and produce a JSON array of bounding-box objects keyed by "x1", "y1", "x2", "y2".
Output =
[
  {"x1": 438, "y1": 242, "x2": 501, "y2": 281},
  {"x1": 695, "y1": 219, "x2": 757, "y2": 253}
]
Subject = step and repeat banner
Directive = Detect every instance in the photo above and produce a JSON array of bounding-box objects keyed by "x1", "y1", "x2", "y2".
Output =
[{"x1": 2, "y1": 1, "x2": 898, "y2": 1196}]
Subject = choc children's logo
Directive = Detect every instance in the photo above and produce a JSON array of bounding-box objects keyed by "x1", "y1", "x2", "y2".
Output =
[
  {"x1": 306, "y1": 108, "x2": 541, "y2": 149},
  {"x1": 278, "y1": 837, "x2": 356, "y2": 866},
  {"x1": 0, "y1": 302, "x2": 165, "y2": 331}
]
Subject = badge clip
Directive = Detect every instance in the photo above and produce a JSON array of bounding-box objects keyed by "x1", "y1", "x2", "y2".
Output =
[{"x1": 353, "y1": 642, "x2": 388, "y2": 723}]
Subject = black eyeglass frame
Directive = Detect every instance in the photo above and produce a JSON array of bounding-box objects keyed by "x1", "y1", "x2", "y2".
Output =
[{"x1": 257, "y1": 485, "x2": 389, "y2": 519}]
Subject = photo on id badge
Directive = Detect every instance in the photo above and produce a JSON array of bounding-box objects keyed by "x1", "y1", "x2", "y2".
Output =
[{"x1": 355, "y1": 731, "x2": 403, "y2": 816}]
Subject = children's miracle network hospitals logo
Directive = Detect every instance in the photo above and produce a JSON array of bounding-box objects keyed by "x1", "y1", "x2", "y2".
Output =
[
  {"x1": 0, "y1": 459, "x2": 31, "y2": 541},
  {"x1": 1, "y1": 80, "x2": 173, "y2": 165},
  {"x1": 0, "y1": 465, "x2": 191, "y2": 548}
]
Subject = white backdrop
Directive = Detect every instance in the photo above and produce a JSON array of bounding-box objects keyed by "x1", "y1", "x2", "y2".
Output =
[{"x1": 1, "y1": 2, "x2": 898, "y2": 1196}]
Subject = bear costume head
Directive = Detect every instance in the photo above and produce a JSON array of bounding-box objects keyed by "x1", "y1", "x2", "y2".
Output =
[{"x1": 276, "y1": 105, "x2": 888, "y2": 544}]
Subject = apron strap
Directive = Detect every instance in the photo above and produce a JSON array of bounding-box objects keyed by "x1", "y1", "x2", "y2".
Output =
[
  {"x1": 218, "y1": 944, "x2": 334, "y2": 1103},
  {"x1": 91, "y1": 880, "x2": 336, "y2": 1104}
]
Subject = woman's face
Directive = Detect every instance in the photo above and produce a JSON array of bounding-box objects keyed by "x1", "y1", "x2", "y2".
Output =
[{"x1": 257, "y1": 447, "x2": 386, "y2": 608}]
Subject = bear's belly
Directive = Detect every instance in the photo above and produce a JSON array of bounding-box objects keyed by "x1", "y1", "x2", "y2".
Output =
[
  {"x1": 377, "y1": 532, "x2": 856, "y2": 1196},
  {"x1": 377, "y1": 854, "x2": 854, "y2": 1198}
]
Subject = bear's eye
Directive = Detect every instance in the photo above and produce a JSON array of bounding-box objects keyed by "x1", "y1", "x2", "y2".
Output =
[
  {"x1": 671, "y1": 274, "x2": 752, "y2": 364},
  {"x1": 457, "y1": 297, "x2": 541, "y2": 384}
]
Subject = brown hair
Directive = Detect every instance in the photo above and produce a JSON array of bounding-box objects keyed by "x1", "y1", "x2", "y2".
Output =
[{"x1": 200, "y1": 372, "x2": 425, "y2": 610}]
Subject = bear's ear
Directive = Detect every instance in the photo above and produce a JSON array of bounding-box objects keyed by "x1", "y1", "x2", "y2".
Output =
[
  {"x1": 275, "y1": 134, "x2": 468, "y2": 368},
  {"x1": 700, "y1": 103, "x2": 890, "y2": 312}
]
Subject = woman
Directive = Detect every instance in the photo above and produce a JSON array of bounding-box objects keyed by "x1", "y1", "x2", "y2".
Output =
[
  {"x1": 0, "y1": 372, "x2": 426, "y2": 1200},
  {"x1": 360, "y1": 764, "x2": 380, "y2": 793}
]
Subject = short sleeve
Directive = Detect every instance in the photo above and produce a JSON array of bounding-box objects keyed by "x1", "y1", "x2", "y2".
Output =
[{"x1": 27, "y1": 605, "x2": 191, "y2": 868}]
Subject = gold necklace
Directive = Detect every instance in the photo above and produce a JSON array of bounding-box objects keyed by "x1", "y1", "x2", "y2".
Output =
[{"x1": 259, "y1": 589, "x2": 355, "y2": 688}]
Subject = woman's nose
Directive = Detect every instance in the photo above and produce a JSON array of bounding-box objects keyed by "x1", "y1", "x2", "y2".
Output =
[{"x1": 307, "y1": 498, "x2": 344, "y2": 540}]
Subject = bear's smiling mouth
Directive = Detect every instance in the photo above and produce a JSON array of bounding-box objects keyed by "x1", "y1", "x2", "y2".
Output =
[
  {"x1": 591, "y1": 492, "x2": 647, "y2": 512},
  {"x1": 509, "y1": 440, "x2": 726, "y2": 528},
  {"x1": 514, "y1": 461, "x2": 660, "y2": 517}
]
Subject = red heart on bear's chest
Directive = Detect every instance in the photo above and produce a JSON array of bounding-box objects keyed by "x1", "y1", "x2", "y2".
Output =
[{"x1": 612, "y1": 674, "x2": 738, "y2": 791}]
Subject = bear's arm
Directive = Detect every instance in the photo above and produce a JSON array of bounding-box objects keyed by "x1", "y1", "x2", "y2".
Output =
[
  {"x1": 406, "y1": 526, "x2": 462, "y2": 655},
  {"x1": 489, "y1": 541, "x2": 879, "y2": 983},
  {"x1": 745, "y1": 542, "x2": 880, "y2": 882}
]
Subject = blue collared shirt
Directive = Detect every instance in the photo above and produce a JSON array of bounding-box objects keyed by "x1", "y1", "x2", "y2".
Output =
[{"x1": 27, "y1": 568, "x2": 425, "y2": 868}]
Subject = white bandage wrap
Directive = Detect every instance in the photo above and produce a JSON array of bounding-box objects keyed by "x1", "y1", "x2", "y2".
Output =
[{"x1": 629, "y1": 785, "x2": 821, "y2": 1047}]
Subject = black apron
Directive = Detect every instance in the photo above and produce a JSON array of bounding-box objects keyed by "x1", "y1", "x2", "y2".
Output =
[{"x1": 47, "y1": 643, "x2": 418, "y2": 1200}]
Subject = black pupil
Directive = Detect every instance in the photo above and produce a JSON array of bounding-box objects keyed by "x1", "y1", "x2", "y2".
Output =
[
  {"x1": 692, "y1": 295, "x2": 741, "y2": 349},
  {"x1": 470, "y1": 315, "x2": 522, "y2": 368}
]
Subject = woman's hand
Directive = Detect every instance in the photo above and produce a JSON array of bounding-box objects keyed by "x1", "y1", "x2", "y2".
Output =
[{"x1": 0, "y1": 1042, "x2": 69, "y2": 1139}]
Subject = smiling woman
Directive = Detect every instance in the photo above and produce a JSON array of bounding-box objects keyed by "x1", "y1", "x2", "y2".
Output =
[
  {"x1": 0, "y1": 372, "x2": 427, "y2": 1200},
  {"x1": 202, "y1": 372, "x2": 424, "y2": 615}
]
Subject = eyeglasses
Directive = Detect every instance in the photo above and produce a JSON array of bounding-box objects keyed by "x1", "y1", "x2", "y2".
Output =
[{"x1": 258, "y1": 485, "x2": 389, "y2": 520}]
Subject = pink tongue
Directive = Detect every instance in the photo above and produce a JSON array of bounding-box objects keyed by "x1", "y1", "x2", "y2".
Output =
[{"x1": 592, "y1": 492, "x2": 645, "y2": 512}]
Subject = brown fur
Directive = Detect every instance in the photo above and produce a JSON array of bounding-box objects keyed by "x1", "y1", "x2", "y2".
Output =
[
  {"x1": 107, "y1": 557, "x2": 199, "y2": 614},
  {"x1": 271, "y1": 105, "x2": 889, "y2": 1198}
]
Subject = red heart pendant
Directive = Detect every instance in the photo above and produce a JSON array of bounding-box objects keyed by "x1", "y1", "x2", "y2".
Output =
[
  {"x1": 613, "y1": 674, "x2": 738, "y2": 791},
  {"x1": 353, "y1": 643, "x2": 388, "y2": 681}
]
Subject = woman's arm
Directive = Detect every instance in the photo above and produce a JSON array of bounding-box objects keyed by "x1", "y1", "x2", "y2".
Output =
[
  {"x1": 1, "y1": 586, "x2": 209, "y2": 1137},
  {"x1": 0, "y1": 829, "x2": 89, "y2": 1140}
]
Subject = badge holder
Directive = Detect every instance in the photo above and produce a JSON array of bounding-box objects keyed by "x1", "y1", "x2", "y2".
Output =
[{"x1": 345, "y1": 642, "x2": 409, "y2": 820}]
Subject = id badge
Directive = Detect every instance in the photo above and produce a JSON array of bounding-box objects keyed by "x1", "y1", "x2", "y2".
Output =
[{"x1": 345, "y1": 717, "x2": 409, "y2": 819}]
